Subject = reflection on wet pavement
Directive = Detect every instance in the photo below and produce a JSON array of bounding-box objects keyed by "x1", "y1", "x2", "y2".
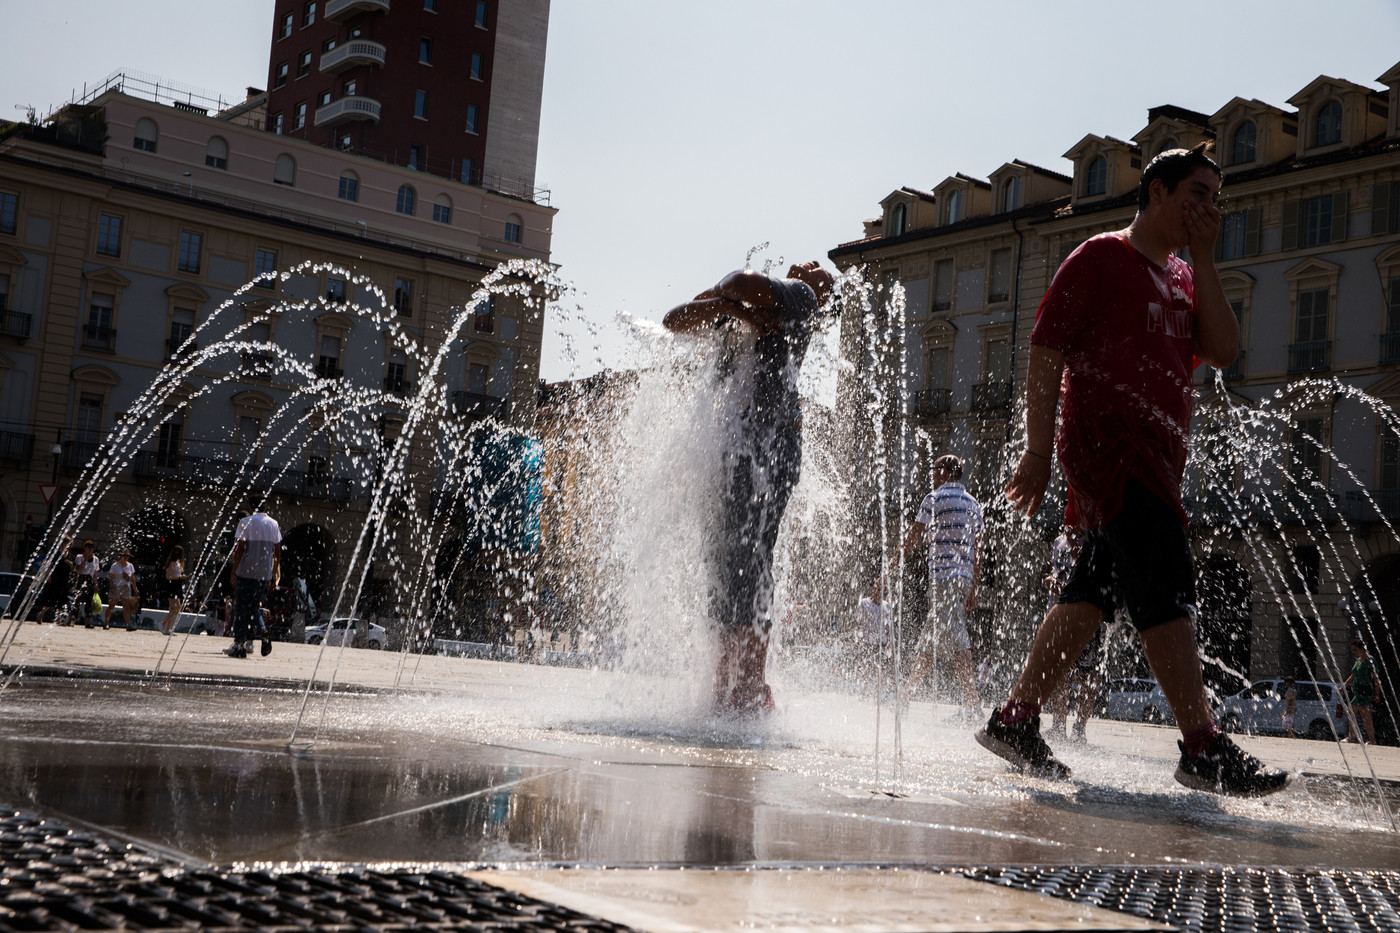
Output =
[{"x1": 2, "y1": 677, "x2": 1398, "y2": 871}]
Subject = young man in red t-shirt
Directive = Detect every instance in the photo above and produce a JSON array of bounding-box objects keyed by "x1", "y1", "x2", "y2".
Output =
[{"x1": 975, "y1": 144, "x2": 1288, "y2": 797}]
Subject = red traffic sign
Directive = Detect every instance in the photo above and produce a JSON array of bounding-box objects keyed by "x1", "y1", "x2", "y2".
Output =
[{"x1": 39, "y1": 484, "x2": 59, "y2": 504}]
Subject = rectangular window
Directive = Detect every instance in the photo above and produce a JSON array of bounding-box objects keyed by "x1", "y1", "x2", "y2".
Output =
[
  {"x1": 316, "y1": 335, "x2": 341, "y2": 378},
  {"x1": 432, "y1": 203, "x2": 451, "y2": 223},
  {"x1": 325, "y1": 277, "x2": 345, "y2": 302},
  {"x1": 0, "y1": 192, "x2": 17, "y2": 235},
  {"x1": 394, "y1": 277, "x2": 413, "y2": 317},
  {"x1": 504, "y1": 221, "x2": 521, "y2": 243},
  {"x1": 1291, "y1": 418, "x2": 1324, "y2": 484},
  {"x1": 475, "y1": 295, "x2": 494, "y2": 333},
  {"x1": 1219, "y1": 211, "x2": 1249, "y2": 260},
  {"x1": 297, "y1": 51, "x2": 311, "y2": 78},
  {"x1": 933, "y1": 258, "x2": 953, "y2": 311},
  {"x1": 1303, "y1": 197, "x2": 1333, "y2": 247},
  {"x1": 274, "y1": 62, "x2": 288, "y2": 88},
  {"x1": 985, "y1": 338, "x2": 1010, "y2": 380},
  {"x1": 466, "y1": 105, "x2": 478, "y2": 134},
  {"x1": 343, "y1": 80, "x2": 357, "y2": 96},
  {"x1": 1382, "y1": 427, "x2": 1400, "y2": 492},
  {"x1": 988, "y1": 248, "x2": 1011, "y2": 303},
  {"x1": 925, "y1": 345, "x2": 950, "y2": 391},
  {"x1": 460, "y1": 158, "x2": 475, "y2": 185},
  {"x1": 1296, "y1": 288, "x2": 1329, "y2": 343},
  {"x1": 419, "y1": 38, "x2": 432, "y2": 63},
  {"x1": 470, "y1": 53, "x2": 482, "y2": 80},
  {"x1": 97, "y1": 213, "x2": 122, "y2": 257},
  {"x1": 468, "y1": 361, "x2": 490, "y2": 395},
  {"x1": 255, "y1": 248, "x2": 277, "y2": 283},
  {"x1": 318, "y1": 90, "x2": 331, "y2": 107},
  {"x1": 337, "y1": 133, "x2": 351, "y2": 149},
  {"x1": 414, "y1": 89, "x2": 427, "y2": 119},
  {"x1": 424, "y1": 0, "x2": 436, "y2": 10},
  {"x1": 86, "y1": 292, "x2": 114, "y2": 350},
  {"x1": 271, "y1": 112, "x2": 284, "y2": 134},
  {"x1": 408, "y1": 145, "x2": 424, "y2": 170},
  {"x1": 178, "y1": 231, "x2": 202, "y2": 274},
  {"x1": 279, "y1": 12, "x2": 293, "y2": 38},
  {"x1": 76, "y1": 393, "x2": 104, "y2": 443},
  {"x1": 293, "y1": 101, "x2": 307, "y2": 130},
  {"x1": 237, "y1": 416, "x2": 261, "y2": 460},
  {"x1": 385, "y1": 360, "x2": 408, "y2": 393},
  {"x1": 1389, "y1": 276, "x2": 1400, "y2": 333},
  {"x1": 0, "y1": 273, "x2": 8, "y2": 312},
  {"x1": 303, "y1": 1, "x2": 316, "y2": 26},
  {"x1": 475, "y1": 1, "x2": 487, "y2": 27},
  {"x1": 338, "y1": 176, "x2": 358, "y2": 201},
  {"x1": 168, "y1": 308, "x2": 195, "y2": 357}
]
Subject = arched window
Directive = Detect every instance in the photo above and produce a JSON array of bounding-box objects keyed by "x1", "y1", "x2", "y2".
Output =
[
  {"x1": 1002, "y1": 177, "x2": 1019, "y2": 213},
  {"x1": 396, "y1": 185, "x2": 416, "y2": 215},
  {"x1": 133, "y1": 117, "x2": 158, "y2": 152},
  {"x1": 1315, "y1": 99, "x2": 1342, "y2": 147},
  {"x1": 1231, "y1": 121, "x2": 1257, "y2": 165},
  {"x1": 504, "y1": 213, "x2": 522, "y2": 243},
  {"x1": 890, "y1": 203, "x2": 906, "y2": 236},
  {"x1": 337, "y1": 171, "x2": 359, "y2": 202},
  {"x1": 204, "y1": 136, "x2": 228, "y2": 170},
  {"x1": 432, "y1": 194, "x2": 452, "y2": 224},
  {"x1": 1085, "y1": 155, "x2": 1107, "y2": 196},
  {"x1": 273, "y1": 153, "x2": 296, "y2": 186},
  {"x1": 945, "y1": 190, "x2": 962, "y2": 225}
]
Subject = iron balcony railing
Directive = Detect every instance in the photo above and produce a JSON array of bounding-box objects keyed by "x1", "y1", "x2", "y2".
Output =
[
  {"x1": 0, "y1": 309, "x2": 32, "y2": 339},
  {"x1": 272, "y1": 467, "x2": 353, "y2": 504},
  {"x1": 910, "y1": 388, "x2": 952, "y2": 418},
  {"x1": 1221, "y1": 350, "x2": 1246, "y2": 381},
  {"x1": 60, "y1": 440, "x2": 101, "y2": 474},
  {"x1": 315, "y1": 357, "x2": 344, "y2": 379},
  {"x1": 0, "y1": 431, "x2": 34, "y2": 463},
  {"x1": 166, "y1": 336, "x2": 197, "y2": 360},
  {"x1": 1381, "y1": 333, "x2": 1400, "y2": 365},
  {"x1": 1343, "y1": 489, "x2": 1400, "y2": 524},
  {"x1": 81, "y1": 324, "x2": 116, "y2": 352},
  {"x1": 1287, "y1": 340, "x2": 1331, "y2": 374},
  {"x1": 383, "y1": 376, "x2": 414, "y2": 397},
  {"x1": 451, "y1": 391, "x2": 509, "y2": 420},
  {"x1": 972, "y1": 381, "x2": 1013, "y2": 410}
]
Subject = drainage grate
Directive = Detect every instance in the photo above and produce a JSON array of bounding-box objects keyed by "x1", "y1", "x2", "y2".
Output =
[{"x1": 964, "y1": 866, "x2": 1400, "y2": 933}]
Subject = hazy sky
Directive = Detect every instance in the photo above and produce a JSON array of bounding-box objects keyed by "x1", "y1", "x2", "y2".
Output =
[{"x1": 3, "y1": 1, "x2": 1399, "y2": 380}]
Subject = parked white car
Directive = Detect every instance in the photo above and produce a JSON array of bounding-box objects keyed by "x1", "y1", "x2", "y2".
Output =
[
  {"x1": 1098, "y1": 678, "x2": 1174, "y2": 724},
  {"x1": 1217, "y1": 679, "x2": 1349, "y2": 741},
  {"x1": 305, "y1": 618, "x2": 386, "y2": 649}
]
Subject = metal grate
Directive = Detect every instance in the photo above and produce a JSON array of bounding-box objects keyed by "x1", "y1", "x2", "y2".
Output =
[{"x1": 964, "y1": 866, "x2": 1400, "y2": 933}]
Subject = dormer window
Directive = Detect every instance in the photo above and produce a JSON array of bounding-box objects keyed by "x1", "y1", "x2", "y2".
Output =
[
  {"x1": 1001, "y1": 177, "x2": 1019, "y2": 213},
  {"x1": 1085, "y1": 155, "x2": 1107, "y2": 196},
  {"x1": 1231, "y1": 121, "x2": 1256, "y2": 165},
  {"x1": 890, "y1": 203, "x2": 907, "y2": 236},
  {"x1": 1156, "y1": 137, "x2": 1179, "y2": 156},
  {"x1": 1314, "y1": 99, "x2": 1342, "y2": 147},
  {"x1": 945, "y1": 190, "x2": 962, "y2": 224}
]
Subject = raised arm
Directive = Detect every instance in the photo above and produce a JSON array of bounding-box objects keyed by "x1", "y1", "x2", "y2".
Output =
[{"x1": 663, "y1": 270, "x2": 779, "y2": 335}]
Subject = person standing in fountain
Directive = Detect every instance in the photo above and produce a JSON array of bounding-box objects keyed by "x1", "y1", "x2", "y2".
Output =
[
  {"x1": 1343, "y1": 641, "x2": 1377, "y2": 745},
  {"x1": 975, "y1": 143, "x2": 1289, "y2": 797},
  {"x1": 894, "y1": 455, "x2": 983, "y2": 722},
  {"x1": 71, "y1": 540, "x2": 101, "y2": 629},
  {"x1": 225, "y1": 503, "x2": 282, "y2": 659},
  {"x1": 663, "y1": 260, "x2": 835, "y2": 716}
]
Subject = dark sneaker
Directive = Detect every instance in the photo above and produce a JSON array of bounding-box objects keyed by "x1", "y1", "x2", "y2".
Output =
[
  {"x1": 223, "y1": 643, "x2": 248, "y2": 659},
  {"x1": 261, "y1": 635, "x2": 272, "y2": 657},
  {"x1": 975, "y1": 710, "x2": 1071, "y2": 779},
  {"x1": 1174, "y1": 733, "x2": 1290, "y2": 797}
]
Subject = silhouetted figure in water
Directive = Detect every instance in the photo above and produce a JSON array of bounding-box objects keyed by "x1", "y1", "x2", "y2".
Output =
[{"x1": 664, "y1": 260, "x2": 834, "y2": 716}]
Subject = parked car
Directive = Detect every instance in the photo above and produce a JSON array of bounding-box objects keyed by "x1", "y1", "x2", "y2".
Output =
[
  {"x1": 1217, "y1": 679, "x2": 1349, "y2": 741},
  {"x1": 305, "y1": 618, "x2": 386, "y2": 649},
  {"x1": 1098, "y1": 678, "x2": 1174, "y2": 724},
  {"x1": 0, "y1": 572, "x2": 33, "y2": 616}
]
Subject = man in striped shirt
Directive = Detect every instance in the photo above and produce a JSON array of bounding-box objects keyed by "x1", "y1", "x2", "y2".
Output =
[{"x1": 897, "y1": 454, "x2": 983, "y2": 719}]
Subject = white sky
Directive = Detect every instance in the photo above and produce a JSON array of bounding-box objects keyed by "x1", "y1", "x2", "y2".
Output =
[{"x1": 3, "y1": 1, "x2": 1399, "y2": 380}]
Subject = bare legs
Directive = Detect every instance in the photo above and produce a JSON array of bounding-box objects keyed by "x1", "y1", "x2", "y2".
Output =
[
  {"x1": 714, "y1": 625, "x2": 770, "y2": 710},
  {"x1": 900, "y1": 646, "x2": 979, "y2": 713}
]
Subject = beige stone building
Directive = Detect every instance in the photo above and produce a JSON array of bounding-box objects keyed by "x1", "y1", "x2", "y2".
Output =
[
  {"x1": 0, "y1": 74, "x2": 554, "y2": 622},
  {"x1": 830, "y1": 62, "x2": 1400, "y2": 714}
]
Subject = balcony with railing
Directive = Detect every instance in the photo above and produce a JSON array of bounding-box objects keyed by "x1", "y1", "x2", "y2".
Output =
[
  {"x1": 166, "y1": 336, "x2": 198, "y2": 360},
  {"x1": 383, "y1": 376, "x2": 414, "y2": 397},
  {"x1": 319, "y1": 39, "x2": 387, "y2": 74},
  {"x1": 315, "y1": 357, "x2": 344, "y2": 379},
  {"x1": 1344, "y1": 489, "x2": 1400, "y2": 524},
  {"x1": 0, "y1": 431, "x2": 34, "y2": 464},
  {"x1": 1221, "y1": 350, "x2": 1246, "y2": 381},
  {"x1": 314, "y1": 95, "x2": 382, "y2": 127},
  {"x1": 81, "y1": 324, "x2": 116, "y2": 352},
  {"x1": 60, "y1": 440, "x2": 101, "y2": 475},
  {"x1": 326, "y1": 0, "x2": 390, "y2": 20},
  {"x1": 1381, "y1": 333, "x2": 1400, "y2": 365},
  {"x1": 971, "y1": 381, "x2": 1013, "y2": 410},
  {"x1": 1287, "y1": 340, "x2": 1331, "y2": 374},
  {"x1": 0, "y1": 309, "x2": 32, "y2": 340},
  {"x1": 910, "y1": 388, "x2": 953, "y2": 418},
  {"x1": 271, "y1": 467, "x2": 353, "y2": 504},
  {"x1": 451, "y1": 391, "x2": 509, "y2": 420}
]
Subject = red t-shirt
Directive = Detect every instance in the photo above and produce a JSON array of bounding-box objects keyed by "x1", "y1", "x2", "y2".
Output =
[{"x1": 1030, "y1": 232, "x2": 1198, "y2": 528}]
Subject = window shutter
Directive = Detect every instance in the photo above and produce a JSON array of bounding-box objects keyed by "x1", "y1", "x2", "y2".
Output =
[
  {"x1": 1373, "y1": 182, "x2": 1393, "y2": 236},
  {"x1": 1330, "y1": 190, "x2": 1349, "y2": 243},
  {"x1": 1244, "y1": 206, "x2": 1262, "y2": 256},
  {"x1": 1281, "y1": 199, "x2": 1300, "y2": 250}
]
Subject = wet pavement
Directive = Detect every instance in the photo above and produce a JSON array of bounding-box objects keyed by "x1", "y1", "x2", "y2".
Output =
[{"x1": 2, "y1": 622, "x2": 1400, "y2": 931}]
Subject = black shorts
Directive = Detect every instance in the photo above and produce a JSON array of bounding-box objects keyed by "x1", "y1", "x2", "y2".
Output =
[
  {"x1": 710, "y1": 434, "x2": 800, "y2": 633},
  {"x1": 1057, "y1": 480, "x2": 1195, "y2": 633}
]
